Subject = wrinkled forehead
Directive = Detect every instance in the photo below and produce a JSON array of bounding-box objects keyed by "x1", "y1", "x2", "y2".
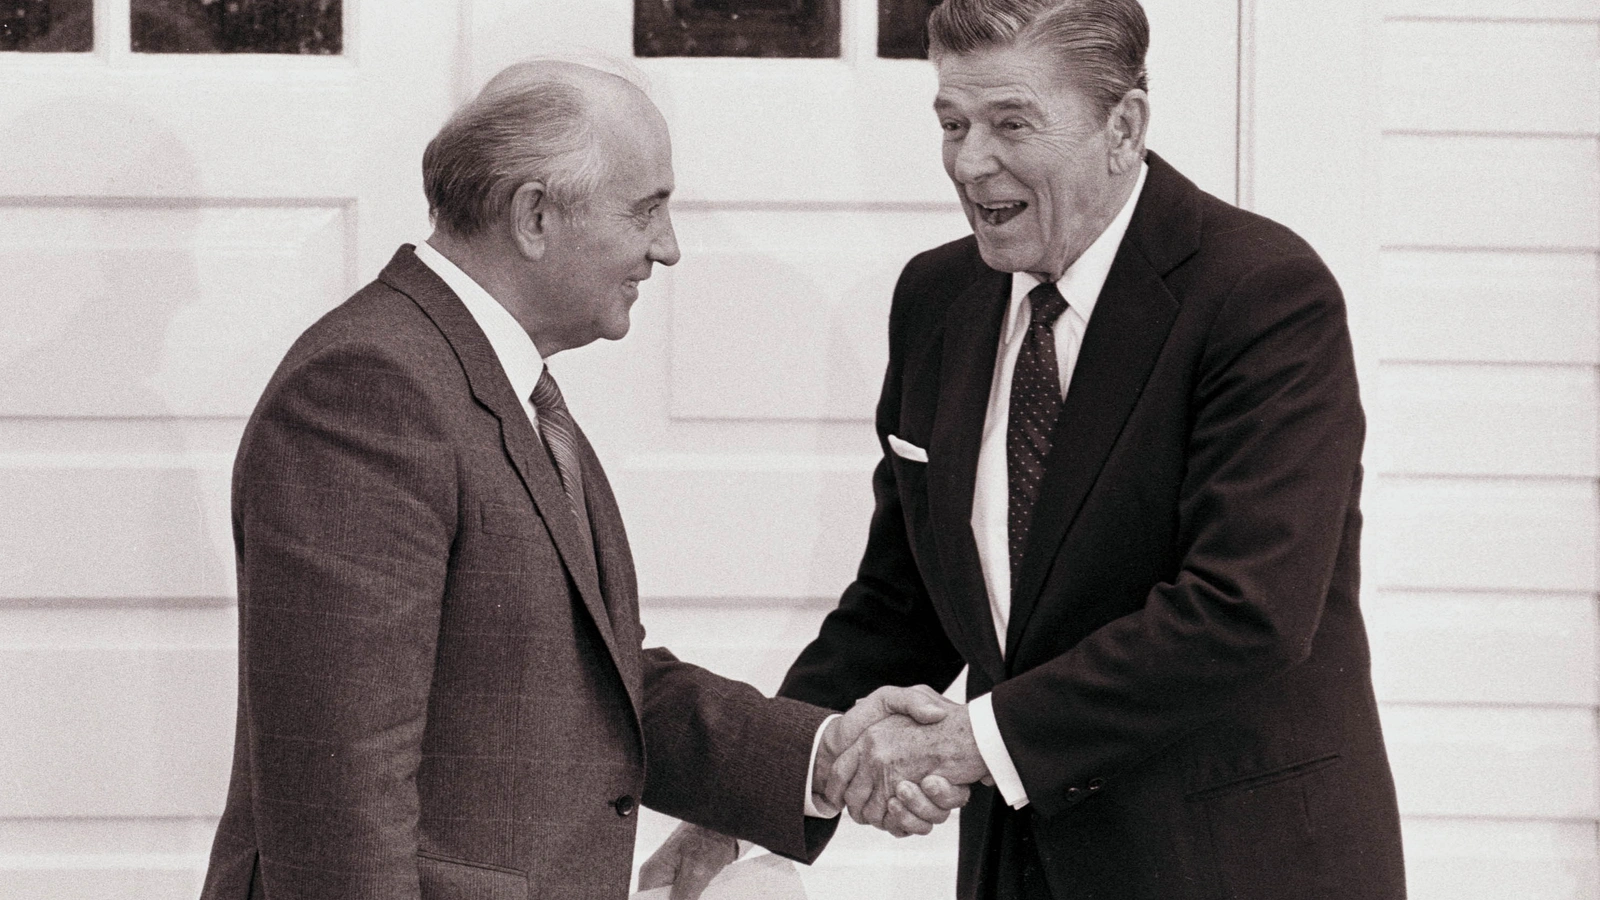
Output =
[{"x1": 933, "y1": 42, "x2": 1079, "y2": 112}]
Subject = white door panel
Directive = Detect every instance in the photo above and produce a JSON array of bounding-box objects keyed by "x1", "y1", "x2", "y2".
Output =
[{"x1": 0, "y1": 2, "x2": 460, "y2": 892}]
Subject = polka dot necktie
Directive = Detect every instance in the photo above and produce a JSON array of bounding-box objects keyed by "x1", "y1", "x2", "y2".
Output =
[
  {"x1": 1007, "y1": 281, "x2": 1069, "y2": 585},
  {"x1": 530, "y1": 366, "x2": 596, "y2": 564}
]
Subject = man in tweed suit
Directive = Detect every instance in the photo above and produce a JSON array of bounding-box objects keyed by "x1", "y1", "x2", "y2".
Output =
[{"x1": 197, "y1": 60, "x2": 967, "y2": 900}]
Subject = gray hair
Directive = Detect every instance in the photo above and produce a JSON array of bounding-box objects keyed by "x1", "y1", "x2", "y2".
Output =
[
  {"x1": 928, "y1": 0, "x2": 1149, "y2": 116},
  {"x1": 423, "y1": 57, "x2": 647, "y2": 237}
]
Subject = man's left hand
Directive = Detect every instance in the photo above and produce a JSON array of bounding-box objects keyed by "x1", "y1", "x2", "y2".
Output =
[{"x1": 637, "y1": 822, "x2": 739, "y2": 900}]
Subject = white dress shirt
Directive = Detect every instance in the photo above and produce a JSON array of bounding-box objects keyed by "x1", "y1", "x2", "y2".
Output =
[
  {"x1": 966, "y1": 163, "x2": 1149, "y2": 809},
  {"x1": 414, "y1": 240, "x2": 547, "y2": 434}
]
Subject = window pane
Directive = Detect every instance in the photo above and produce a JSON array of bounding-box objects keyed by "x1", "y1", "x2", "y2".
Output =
[
  {"x1": 635, "y1": 0, "x2": 839, "y2": 58},
  {"x1": 878, "y1": 0, "x2": 938, "y2": 59},
  {"x1": 0, "y1": 0, "x2": 92, "y2": 52},
  {"x1": 132, "y1": 0, "x2": 341, "y2": 54}
]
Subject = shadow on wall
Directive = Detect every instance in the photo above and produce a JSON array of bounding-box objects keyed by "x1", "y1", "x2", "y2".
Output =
[{"x1": 0, "y1": 97, "x2": 230, "y2": 600}]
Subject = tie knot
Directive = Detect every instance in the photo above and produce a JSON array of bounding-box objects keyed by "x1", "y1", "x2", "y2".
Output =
[
  {"x1": 1027, "y1": 282, "x2": 1068, "y2": 330},
  {"x1": 530, "y1": 366, "x2": 567, "y2": 413}
]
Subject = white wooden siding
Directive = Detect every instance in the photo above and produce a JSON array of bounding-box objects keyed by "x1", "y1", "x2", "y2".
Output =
[{"x1": 1367, "y1": 4, "x2": 1600, "y2": 897}]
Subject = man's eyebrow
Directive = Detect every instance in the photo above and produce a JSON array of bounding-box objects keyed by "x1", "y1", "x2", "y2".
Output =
[
  {"x1": 632, "y1": 188, "x2": 672, "y2": 209},
  {"x1": 987, "y1": 96, "x2": 1041, "y2": 113},
  {"x1": 933, "y1": 96, "x2": 1040, "y2": 114}
]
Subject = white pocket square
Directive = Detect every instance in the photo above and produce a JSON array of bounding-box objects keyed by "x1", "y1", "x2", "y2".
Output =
[{"x1": 887, "y1": 434, "x2": 929, "y2": 463}]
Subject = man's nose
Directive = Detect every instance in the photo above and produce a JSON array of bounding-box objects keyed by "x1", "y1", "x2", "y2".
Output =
[
  {"x1": 650, "y1": 212, "x2": 681, "y2": 267},
  {"x1": 951, "y1": 129, "x2": 1000, "y2": 184}
]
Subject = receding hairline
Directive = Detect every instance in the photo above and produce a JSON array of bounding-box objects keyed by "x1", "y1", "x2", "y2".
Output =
[
  {"x1": 422, "y1": 56, "x2": 671, "y2": 235},
  {"x1": 480, "y1": 58, "x2": 651, "y2": 114}
]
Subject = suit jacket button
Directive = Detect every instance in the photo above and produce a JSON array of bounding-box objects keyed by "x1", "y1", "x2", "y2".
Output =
[
  {"x1": 1066, "y1": 787, "x2": 1084, "y2": 802},
  {"x1": 1088, "y1": 778, "x2": 1105, "y2": 792},
  {"x1": 613, "y1": 795, "x2": 637, "y2": 817}
]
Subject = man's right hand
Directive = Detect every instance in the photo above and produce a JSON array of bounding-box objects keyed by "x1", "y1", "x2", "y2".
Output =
[{"x1": 814, "y1": 686, "x2": 973, "y2": 835}]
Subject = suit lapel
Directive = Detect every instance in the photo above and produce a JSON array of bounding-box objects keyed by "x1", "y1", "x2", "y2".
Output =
[
  {"x1": 926, "y1": 266, "x2": 1010, "y2": 685},
  {"x1": 378, "y1": 247, "x2": 626, "y2": 672},
  {"x1": 1005, "y1": 154, "x2": 1199, "y2": 658},
  {"x1": 574, "y1": 425, "x2": 644, "y2": 707}
]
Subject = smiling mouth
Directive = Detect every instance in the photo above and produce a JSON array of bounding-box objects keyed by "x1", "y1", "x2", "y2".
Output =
[{"x1": 975, "y1": 200, "x2": 1027, "y2": 227}]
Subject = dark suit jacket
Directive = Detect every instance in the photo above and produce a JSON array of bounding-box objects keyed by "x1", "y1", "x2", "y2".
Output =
[
  {"x1": 199, "y1": 247, "x2": 832, "y2": 900},
  {"x1": 779, "y1": 153, "x2": 1405, "y2": 899}
]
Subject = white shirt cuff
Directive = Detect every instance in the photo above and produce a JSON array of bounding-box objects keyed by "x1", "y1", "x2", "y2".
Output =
[
  {"x1": 803, "y1": 714, "x2": 843, "y2": 818},
  {"x1": 968, "y1": 693, "x2": 1030, "y2": 809}
]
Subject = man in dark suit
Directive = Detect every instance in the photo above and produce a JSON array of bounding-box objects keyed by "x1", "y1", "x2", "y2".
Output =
[
  {"x1": 647, "y1": 0, "x2": 1406, "y2": 898},
  {"x1": 197, "y1": 59, "x2": 967, "y2": 900}
]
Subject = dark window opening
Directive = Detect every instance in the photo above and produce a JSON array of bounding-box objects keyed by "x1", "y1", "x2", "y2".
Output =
[
  {"x1": 635, "y1": 0, "x2": 839, "y2": 58},
  {"x1": 132, "y1": 0, "x2": 342, "y2": 54},
  {"x1": 878, "y1": 0, "x2": 938, "y2": 59},
  {"x1": 0, "y1": 0, "x2": 92, "y2": 52}
]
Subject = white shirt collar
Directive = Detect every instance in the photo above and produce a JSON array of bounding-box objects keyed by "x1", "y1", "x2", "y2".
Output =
[
  {"x1": 1003, "y1": 162, "x2": 1149, "y2": 341},
  {"x1": 413, "y1": 240, "x2": 546, "y2": 404}
]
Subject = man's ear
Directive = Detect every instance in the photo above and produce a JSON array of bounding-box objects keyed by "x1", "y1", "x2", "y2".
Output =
[
  {"x1": 1105, "y1": 89, "x2": 1150, "y2": 175},
  {"x1": 510, "y1": 181, "x2": 551, "y2": 260}
]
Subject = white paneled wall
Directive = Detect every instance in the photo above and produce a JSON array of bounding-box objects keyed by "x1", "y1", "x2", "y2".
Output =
[
  {"x1": 1367, "y1": 1, "x2": 1600, "y2": 897},
  {"x1": 0, "y1": 1, "x2": 461, "y2": 896}
]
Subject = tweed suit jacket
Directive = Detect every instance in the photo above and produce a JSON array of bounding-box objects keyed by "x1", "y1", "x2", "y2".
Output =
[
  {"x1": 199, "y1": 247, "x2": 832, "y2": 900},
  {"x1": 779, "y1": 154, "x2": 1406, "y2": 899}
]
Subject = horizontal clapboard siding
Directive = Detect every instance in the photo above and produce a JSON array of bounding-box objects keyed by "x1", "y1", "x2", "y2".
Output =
[
  {"x1": 1376, "y1": 250, "x2": 1599, "y2": 364},
  {"x1": 1375, "y1": 5, "x2": 1600, "y2": 899},
  {"x1": 1365, "y1": 477, "x2": 1597, "y2": 592},
  {"x1": 1366, "y1": 591, "x2": 1599, "y2": 707},
  {"x1": 1386, "y1": 0, "x2": 1598, "y2": 20},
  {"x1": 1404, "y1": 819, "x2": 1600, "y2": 900},
  {"x1": 1382, "y1": 135, "x2": 1599, "y2": 249},
  {"x1": 1368, "y1": 363, "x2": 1598, "y2": 477},
  {"x1": 1382, "y1": 20, "x2": 1599, "y2": 135}
]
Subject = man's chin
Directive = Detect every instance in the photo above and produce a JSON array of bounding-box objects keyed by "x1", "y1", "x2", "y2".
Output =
[{"x1": 973, "y1": 239, "x2": 1036, "y2": 276}]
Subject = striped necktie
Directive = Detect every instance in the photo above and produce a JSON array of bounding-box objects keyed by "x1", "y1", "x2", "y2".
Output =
[
  {"x1": 1007, "y1": 281, "x2": 1069, "y2": 585},
  {"x1": 530, "y1": 366, "x2": 595, "y2": 561}
]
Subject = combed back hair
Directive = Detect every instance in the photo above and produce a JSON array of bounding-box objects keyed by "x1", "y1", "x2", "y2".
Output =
[
  {"x1": 927, "y1": 0, "x2": 1149, "y2": 116},
  {"x1": 423, "y1": 61, "x2": 622, "y2": 237}
]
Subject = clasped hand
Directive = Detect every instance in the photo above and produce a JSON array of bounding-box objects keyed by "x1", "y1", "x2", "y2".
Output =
[
  {"x1": 638, "y1": 686, "x2": 989, "y2": 900},
  {"x1": 812, "y1": 684, "x2": 988, "y2": 835}
]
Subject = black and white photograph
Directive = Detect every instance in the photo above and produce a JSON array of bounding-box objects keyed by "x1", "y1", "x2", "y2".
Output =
[{"x1": 0, "y1": 1, "x2": 1594, "y2": 898}]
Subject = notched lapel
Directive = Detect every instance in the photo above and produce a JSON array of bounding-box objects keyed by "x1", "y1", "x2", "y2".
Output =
[
  {"x1": 574, "y1": 426, "x2": 644, "y2": 707},
  {"x1": 926, "y1": 268, "x2": 1010, "y2": 683},
  {"x1": 1003, "y1": 153, "x2": 1200, "y2": 658},
  {"x1": 379, "y1": 247, "x2": 627, "y2": 676},
  {"x1": 1005, "y1": 245, "x2": 1181, "y2": 658}
]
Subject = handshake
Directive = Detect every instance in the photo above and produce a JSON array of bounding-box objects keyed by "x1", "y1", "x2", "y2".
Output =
[{"x1": 639, "y1": 686, "x2": 989, "y2": 899}]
